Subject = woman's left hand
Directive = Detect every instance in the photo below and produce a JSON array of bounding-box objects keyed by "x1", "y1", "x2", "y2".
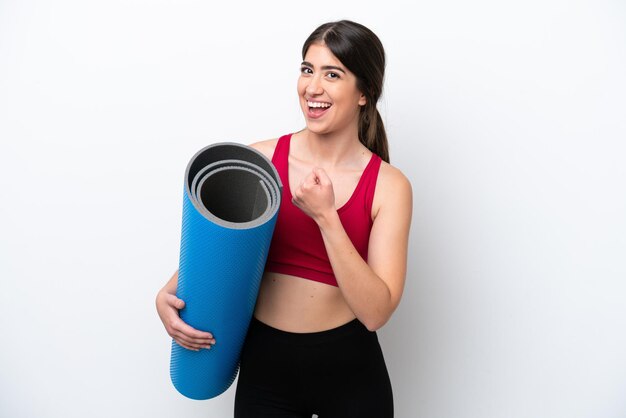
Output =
[{"x1": 291, "y1": 167, "x2": 336, "y2": 222}]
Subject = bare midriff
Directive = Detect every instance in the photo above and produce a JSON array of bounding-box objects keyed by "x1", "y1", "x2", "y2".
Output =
[{"x1": 254, "y1": 271, "x2": 356, "y2": 333}]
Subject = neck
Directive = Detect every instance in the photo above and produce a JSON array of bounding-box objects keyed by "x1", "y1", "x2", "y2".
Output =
[{"x1": 299, "y1": 129, "x2": 367, "y2": 167}]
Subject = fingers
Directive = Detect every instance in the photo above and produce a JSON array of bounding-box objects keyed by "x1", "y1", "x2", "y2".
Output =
[
  {"x1": 312, "y1": 167, "x2": 331, "y2": 185},
  {"x1": 292, "y1": 174, "x2": 314, "y2": 204},
  {"x1": 301, "y1": 167, "x2": 329, "y2": 188},
  {"x1": 170, "y1": 317, "x2": 216, "y2": 351},
  {"x1": 165, "y1": 293, "x2": 185, "y2": 310},
  {"x1": 293, "y1": 168, "x2": 327, "y2": 201},
  {"x1": 162, "y1": 294, "x2": 216, "y2": 351},
  {"x1": 292, "y1": 167, "x2": 335, "y2": 212}
]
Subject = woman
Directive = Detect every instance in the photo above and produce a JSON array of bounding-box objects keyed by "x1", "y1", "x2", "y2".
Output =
[{"x1": 156, "y1": 20, "x2": 412, "y2": 417}]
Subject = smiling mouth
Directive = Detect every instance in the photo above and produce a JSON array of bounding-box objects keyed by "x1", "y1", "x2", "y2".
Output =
[
  {"x1": 306, "y1": 100, "x2": 332, "y2": 118},
  {"x1": 307, "y1": 101, "x2": 332, "y2": 109}
]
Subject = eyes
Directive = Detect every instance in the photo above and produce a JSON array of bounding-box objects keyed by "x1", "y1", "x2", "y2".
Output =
[{"x1": 300, "y1": 66, "x2": 341, "y2": 80}]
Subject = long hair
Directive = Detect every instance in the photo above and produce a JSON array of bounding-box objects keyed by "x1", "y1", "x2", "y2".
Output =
[{"x1": 302, "y1": 20, "x2": 389, "y2": 163}]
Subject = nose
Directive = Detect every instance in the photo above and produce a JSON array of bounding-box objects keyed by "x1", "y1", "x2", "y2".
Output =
[{"x1": 305, "y1": 74, "x2": 323, "y2": 96}]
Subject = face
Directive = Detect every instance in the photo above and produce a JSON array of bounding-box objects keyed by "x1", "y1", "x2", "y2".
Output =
[{"x1": 298, "y1": 42, "x2": 366, "y2": 136}]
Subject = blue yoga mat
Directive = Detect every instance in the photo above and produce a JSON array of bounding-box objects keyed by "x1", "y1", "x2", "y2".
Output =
[{"x1": 170, "y1": 142, "x2": 282, "y2": 400}]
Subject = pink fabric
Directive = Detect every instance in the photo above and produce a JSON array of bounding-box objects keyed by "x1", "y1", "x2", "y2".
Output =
[{"x1": 265, "y1": 133, "x2": 382, "y2": 287}]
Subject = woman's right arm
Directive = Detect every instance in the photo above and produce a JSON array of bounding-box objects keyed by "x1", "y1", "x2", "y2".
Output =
[{"x1": 155, "y1": 270, "x2": 216, "y2": 351}]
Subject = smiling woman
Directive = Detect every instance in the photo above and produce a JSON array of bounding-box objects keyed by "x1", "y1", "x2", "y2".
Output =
[
  {"x1": 300, "y1": 20, "x2": 388, "y2": 163},
  {"x1": 298, "y1": 44, "x2": 367, "y2": 137},
  {"x1": 156, "y1": 19, "x2": 412, "y2": 418}
]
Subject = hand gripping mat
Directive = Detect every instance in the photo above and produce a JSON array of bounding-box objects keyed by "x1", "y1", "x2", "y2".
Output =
[{"x1": 170, "y1": 142, "x2": 282, "y2": 400}]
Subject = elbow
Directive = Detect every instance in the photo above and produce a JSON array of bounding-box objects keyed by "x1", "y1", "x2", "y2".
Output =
[
  {"x1": 360, "y1": 297, "x2": 399, "y2": 332},
  {"x1": 364, "y1": 321, "x2": 384, "y2": 332},
  {"x1": 362, "y1": 314, "x2": 390, "y2": 332},
  {"x1": 361, "y1": 296, "x2": 399, "y2": 332},
  {"x1": 357, "y1": 280, "x2": 402, "y2": 332}
]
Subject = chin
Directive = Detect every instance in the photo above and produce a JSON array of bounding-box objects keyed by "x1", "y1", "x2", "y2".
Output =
[{"x1": 304, "y1": 121, "x2": 332, "y2": 136}]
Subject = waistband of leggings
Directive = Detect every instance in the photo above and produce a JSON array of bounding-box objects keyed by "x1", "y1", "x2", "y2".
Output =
[{"x1": 248, "y1": 316, "x2": 373, "y2": 345}]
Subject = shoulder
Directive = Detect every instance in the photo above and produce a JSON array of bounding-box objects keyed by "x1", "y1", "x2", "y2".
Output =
[
  {"x1": 377, "y1": 161, "x2": 412, "y2": 197},
  {"x1": 373, "y1": 160, "x2": 413, "y2": 219},
  {"x1": 248, "y1": 137, "x2": 279, "y2": 160}
]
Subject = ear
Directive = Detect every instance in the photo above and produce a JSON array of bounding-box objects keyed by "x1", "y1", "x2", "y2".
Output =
[{"x1": 358, "y1": 93, "x2": 367, "y2": 106}]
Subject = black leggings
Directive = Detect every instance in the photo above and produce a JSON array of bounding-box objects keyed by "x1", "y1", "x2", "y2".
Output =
[{"x1": 234, "y1": 317, "x2": 394, "y2": 418}]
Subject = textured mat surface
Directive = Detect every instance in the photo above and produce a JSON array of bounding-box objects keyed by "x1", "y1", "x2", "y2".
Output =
[{"x1": 170, "y1": 142, "x2": 282, "y2": 400}]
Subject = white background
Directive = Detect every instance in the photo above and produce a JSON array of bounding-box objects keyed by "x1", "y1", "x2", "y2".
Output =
[{"x1": 1, "y1": 1, "x2": 625, "y2": 417}]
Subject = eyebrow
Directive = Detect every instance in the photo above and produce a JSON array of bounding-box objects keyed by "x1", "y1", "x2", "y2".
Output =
[{"x1": 301, "y1": 61, "x2": 347, "y2": 74}]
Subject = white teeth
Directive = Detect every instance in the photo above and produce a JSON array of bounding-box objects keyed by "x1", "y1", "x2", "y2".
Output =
[{"x1": 307, "y1": 101, "x2": 331, "y2": 108}]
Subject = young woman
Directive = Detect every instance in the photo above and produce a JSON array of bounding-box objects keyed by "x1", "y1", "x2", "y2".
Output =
[{"x1": 156, "y1": 20, "x2": 412, "y2": 417}]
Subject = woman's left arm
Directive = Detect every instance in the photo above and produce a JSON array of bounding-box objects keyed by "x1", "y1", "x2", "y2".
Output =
[{"x1": 292, "y1": 164, "x2": 413, "y2": 331}]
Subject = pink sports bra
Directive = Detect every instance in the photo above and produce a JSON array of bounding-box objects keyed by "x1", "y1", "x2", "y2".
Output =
[{"x1": 264, "y1": 133, "x2": 382, "y2": 287}]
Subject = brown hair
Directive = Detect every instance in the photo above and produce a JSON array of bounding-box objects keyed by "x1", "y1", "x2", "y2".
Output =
[{"x1": 302, "y1": 20, "x2": 389, "y2": 163}]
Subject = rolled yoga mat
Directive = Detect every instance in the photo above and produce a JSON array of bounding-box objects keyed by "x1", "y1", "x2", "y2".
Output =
[{"x1": 170, "y1": 142, "x2": 282, "y2": 400}]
